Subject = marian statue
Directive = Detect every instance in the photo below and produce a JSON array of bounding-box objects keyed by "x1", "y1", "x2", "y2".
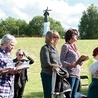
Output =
[{"x1": 43, "y1": 7, "x2": 51, "y2": 22}]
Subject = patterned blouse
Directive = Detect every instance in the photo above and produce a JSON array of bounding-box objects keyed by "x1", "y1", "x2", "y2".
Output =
[
  {"x1": 60, "y1": 42, "x2": 80, "y2": 78},
  {"x1": 0, "y1": 47, "x2": 15, "y2": 98}
]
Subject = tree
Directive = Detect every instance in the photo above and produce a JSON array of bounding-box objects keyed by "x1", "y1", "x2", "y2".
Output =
[
  {"x1": 78, "y1": 4, "x2": 98, "y2": 39},
  {"x1": 0, "y1": 17, "x2": 17, "y2": 36},
  {"x1": 28, "y1": 16, "x2": 64, "y2": 37},
  {"x1": 0, "y1": 17, "x2": 28, "y2": 37},
  {"x1": 28, "y1": 16, "x2": 44, "y2": 36},
  {"x1": 16, "y1": 19, "x2": 28, "y2": 36},
  {"x1": 0, "y1": 16, "x2": 64, "y2": 37},
  {"x1": 49, "y1": 18, "x2": 65, "y2": 38}
]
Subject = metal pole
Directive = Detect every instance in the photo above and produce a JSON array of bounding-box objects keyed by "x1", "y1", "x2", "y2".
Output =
[{"x1": 17, "y1": 27, "x2": 19, "y2": 37}]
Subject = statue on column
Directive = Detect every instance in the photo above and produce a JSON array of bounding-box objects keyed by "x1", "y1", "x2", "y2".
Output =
[
  {"x1": 44, "y1": 7, "x2": 50, "y2": 22},
  {"x1": 43, "y1": 7, "x2": 51, "y2": 36}
]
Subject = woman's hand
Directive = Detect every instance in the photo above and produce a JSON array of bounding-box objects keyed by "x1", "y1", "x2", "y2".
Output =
[
  {"x1": 52, "y1": 64, "x2": 58, "y2": 72},
  {"x1": 0, "y1": 67, "x2": 19, "y2": 75},
  {"x1": 23, "y1": 51, "x2": 28, "y2": 58},
  {"x1": 94, "y1": 71, "x2": 98, "y2": 77},
  {"x1": 70, "y1": 61, "x2": 83, "y2": 67},
  {"x1": 69, "y1": 62, "x2": 77, "y2": 67},
  {"x1": 7, "y1": 67, "x2": 17, "y2": 74},
  {"x1": 78, "y1": 62, "x2": 83, "y2": 66},
  {"x1": 14, "y1": 70, "x2": 21, "y2": 74}
]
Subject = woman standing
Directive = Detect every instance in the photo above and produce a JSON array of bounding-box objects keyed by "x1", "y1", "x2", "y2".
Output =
[
  {"x1": 60, "y1": 29, "x2": 82, "y2": 98},
  {"x1": 40, "y1": 30, "x2": 62, "y2": 98},
  {"x1": 13, "y1": 49, "x2": 34, "y2": 98},
  {"x1": 0, "y1": 34, "x2": 17, "y2": 98}
]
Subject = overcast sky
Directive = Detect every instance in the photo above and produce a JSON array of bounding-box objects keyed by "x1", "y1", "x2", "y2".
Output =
[{"x1": 0, "y1": 0, "x2": 98, "y2": 29}]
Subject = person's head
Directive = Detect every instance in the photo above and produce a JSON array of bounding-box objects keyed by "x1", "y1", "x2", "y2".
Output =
[
  {"x1": 16, "y1": 49, "x2": 24, "y2": 60},
  {"x1": 45, "y1": 30, "x2": 60, "y2": 46},
  {"x1": 92, "y1": 47, "x2": 98, "y2": 60},
  {"x1": 1, "y1": 34, "x2": 17, "y2": 52},
  {"x1": 64, "y1": 29, "x2": 79, "y2": 42}
]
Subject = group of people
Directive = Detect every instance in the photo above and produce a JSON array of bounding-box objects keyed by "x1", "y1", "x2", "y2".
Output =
[
  {"x1": 0, "y1": 34, "x2": 34, "y2": 98},
  {"x1": 40, "y1": 29, "x2": 82, "y2": 98},
  {"x1": 40, "y1": 29, "x2": 98, "y2": 98},
  {"x1": 0, "y1": 29, "x2": 98, "y2": 98}
]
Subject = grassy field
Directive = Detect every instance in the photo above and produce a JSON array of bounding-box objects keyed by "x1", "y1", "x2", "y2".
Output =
[{"x1": 10, "y1": 37, "x2": 98, "y2": 98}]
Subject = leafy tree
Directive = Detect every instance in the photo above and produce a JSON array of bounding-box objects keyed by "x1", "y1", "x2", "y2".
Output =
[
  {"x1": 0, "y1": 17, "x2": 28, "y2": 37},
  {"x1": 28, "y1": 16, "x2": 44, "y2": 36},
  {"x1": 28, "y1": 16, "x2": 64, "y2": 37},
  {"x1": 16, "y1": 19, "x2": 28, "y2": 36},
  {"x1": 0, "y1": 16, "x2": 64, "y2": 37},
  {"x1": 0, "y1": 17, "x2": 17, "y2": 36},
  {"x1": 49, "y1": 18, "x2": 65, "y2": 38},
  {"x1": 78, "y1": 4, "x2": 98, "y2": 39}
]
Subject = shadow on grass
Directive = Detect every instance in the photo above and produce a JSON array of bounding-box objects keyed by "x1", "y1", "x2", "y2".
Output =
[
  {"x1": 23, "y1": 87, "x2": 88, "y2": 98},
  {"x1": 23, "y1": 92, "x2": 43, "y2": 98}
]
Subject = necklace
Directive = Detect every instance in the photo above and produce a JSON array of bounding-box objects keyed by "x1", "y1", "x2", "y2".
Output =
[
  {"x1": 70, "y1": 44, "x2": 77, "y2": 52},
  {"x1": 68, "y1": 42, "x2": 80, "y2": 58},
  {"x1": 68, "y1": 42, "x2": 77, "y2": 52}
]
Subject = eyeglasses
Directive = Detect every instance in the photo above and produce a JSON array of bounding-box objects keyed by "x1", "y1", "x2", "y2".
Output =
[
  {"x1": 18, "y1": 54, "x2": 23, "y2": 57},
  {"x1": 73, "y1": 33, "x2": 78, "y2": 36},
  {"x1": 53, "y1": 36, "x2": 59, "y2": 39}
]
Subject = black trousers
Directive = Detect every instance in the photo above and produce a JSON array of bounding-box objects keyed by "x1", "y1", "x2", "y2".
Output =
[
  {"x1": 65, "y1": 91, "x2": 70, "y2": 98},
  {"x1": 14, "y1": 81, "x2": 26, "y2": 98}
]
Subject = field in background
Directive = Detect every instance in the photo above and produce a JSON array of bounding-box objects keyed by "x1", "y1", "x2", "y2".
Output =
[{"x1": 9, "y1": 38, "x2": 98, "y2": 98}]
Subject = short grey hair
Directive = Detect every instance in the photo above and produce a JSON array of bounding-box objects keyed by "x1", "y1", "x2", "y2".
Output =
[{"x1": 1, "y1": 34, "x2": 17, "y2": 45}]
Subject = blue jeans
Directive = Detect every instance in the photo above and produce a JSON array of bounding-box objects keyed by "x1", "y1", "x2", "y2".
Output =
[
  {"x1": 40, "y1": 73, "x2": 52, "y2": 98},
  {"x1": 67, "y1": 77, "x2": 80, "y2": 98}
]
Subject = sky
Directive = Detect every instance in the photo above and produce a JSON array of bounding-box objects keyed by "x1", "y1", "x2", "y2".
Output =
[{"x1": 0, "y1": 0, "x2": 98, "y2": 30}]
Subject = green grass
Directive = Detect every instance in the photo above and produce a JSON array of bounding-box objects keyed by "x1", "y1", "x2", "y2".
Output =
[{"x1": 9, "y1": 38, "x2": 98, "y2": 97}]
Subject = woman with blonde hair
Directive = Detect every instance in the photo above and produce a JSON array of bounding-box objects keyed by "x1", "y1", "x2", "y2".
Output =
[{"x1": 40, "y1": 30, "x2": 62, "y2": 98}]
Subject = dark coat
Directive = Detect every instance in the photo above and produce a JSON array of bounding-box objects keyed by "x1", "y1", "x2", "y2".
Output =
[
  {"x1": 52, "y1": 66, "x2": 71, "y2": 95},
  {"x1": 13, "y1": 56, "x2": 34, "y2": 88},
  {"x1": 87, "y1": 78, "x2": 98, "y2": 98}
]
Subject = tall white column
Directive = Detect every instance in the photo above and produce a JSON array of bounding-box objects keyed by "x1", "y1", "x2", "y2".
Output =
[{"x1": 43, "y1": 22, "x2": 50, "y2": 36}]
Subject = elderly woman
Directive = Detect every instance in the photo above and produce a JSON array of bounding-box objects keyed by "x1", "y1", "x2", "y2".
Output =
[
  {"x1": 13, "y1": 49, "x2": 34, "y2": 98},
  {"x1": 40, "y1": 30, "x2": 62, "y2": 98},
  {"x1": 87, "y1": 47, "x2": 98, "y2": 98},
  {"x1": 0, "y1": 34, "x2": 17, "y2": 98},
  {"x1": 60, "y1": 29, "x2": 82, "y2": 98}
]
